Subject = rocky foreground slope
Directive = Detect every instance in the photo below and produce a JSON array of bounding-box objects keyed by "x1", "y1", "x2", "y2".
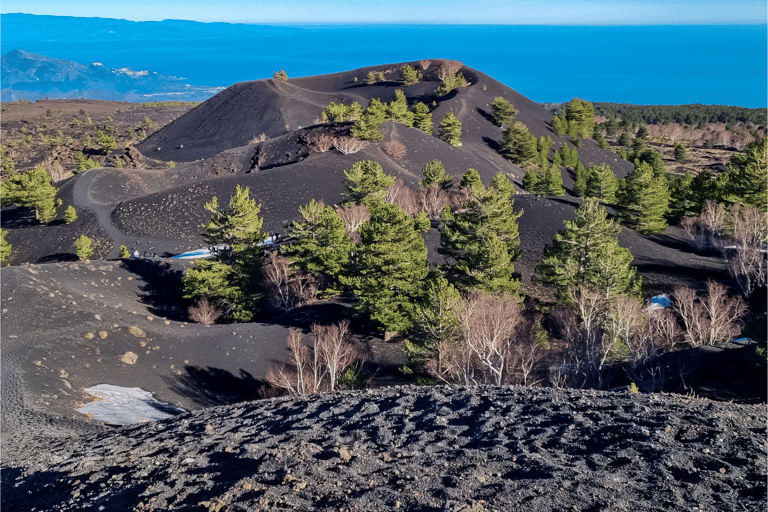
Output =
[{"x1": 2, "y1": 386, "x2": 765, "y2": 511}]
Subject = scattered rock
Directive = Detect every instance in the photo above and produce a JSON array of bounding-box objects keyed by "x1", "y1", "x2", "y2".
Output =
[{"x1": 120, "y1": 351, "x2": 138, "y2": 364}]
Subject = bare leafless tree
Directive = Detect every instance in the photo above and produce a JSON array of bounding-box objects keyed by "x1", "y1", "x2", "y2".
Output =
[
  {"x1": 335, "y1": 204, "x2": 370, "y2": 243},
  {"x1": 333, "y1": 136, "x2": 368, "y2": 155},
  {"x1": 725, "y1": 245, "x2": 767, "y2": 297},
  {"x1": 426, "y1": 338, "x2": 471, "y2": 385},
  {"x1": 188, "y1": 297, "x2": 222, "y2": 325},
  {"x1": 249, "y1": 133, "x2": 268, "y2": 144},
  {"x1": 263, "y1": 252, "x2": 319, "y2": 311},
  {"x1": 263, "y1": 251, "x2": 295, "y2": 311},
  {"x1": 456, "y1": 291, "x2": 526, "y2": 386},
  {"x1": 266, "y1": 328, "x2": 327, "y2": 396},
  {"x1": 680, "y1": 216, "x2": 708, "y2": 251},
  {"x1": 312, "y1": 320, "x2": 363, "y2": 392},
  {"x1": 309, "y1": 133, "x2": 334, "y2": 154},
  {"x1": 449, "y1": 185, "x2": 472, "y2": 210},
  {"x1": 561, "y1": 286, "x2": 614, "y2": 389},
  {"x1": 436, "y1": 60, "x2": 463, "y2": 80},
  {"x1": 382, "y1": 139, "x2": 407, "y2": 159},
  {"x1": 720, "y1": 204, "x2": 768, "y2": 297},
  {"x1": 289, "y1": 271, "x2": 320, "y2": 306},
  {"x1": 701, "y1": 200, "x2": 726, "y2": 248},
  {"x1": 419, "y1": 59, "x2": 431, "y2": 71},
  {"x1": 385, "y1": 178, "x2": 419, "y2": 216},
  {"x1": 267, "y1": 322, "x2": 364, "y2": 396},
  {"x1": 418, "y1": 185, "x2": 450, "y2": 219},
  {"x1": 604, "y1": 295, "x2": 645, "y2": 354},
  {"x1": 673, "y1": 281, "x2": 747, "y2": 347},
  {"x1": 626, "y1": 309, "x2": 683, "y2": 391}
]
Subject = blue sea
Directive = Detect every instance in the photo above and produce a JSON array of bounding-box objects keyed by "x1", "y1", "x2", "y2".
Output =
[{"x1": 3, "y1": 24, "x2": 766, "y2": 107}]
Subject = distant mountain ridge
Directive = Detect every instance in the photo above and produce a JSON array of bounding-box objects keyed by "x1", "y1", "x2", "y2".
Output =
[
  {"x1": 1, "y1": 13, "x2": 294, "y2": 41},
  {"x1": 1, "y1": 49, "x2": 224, "y2": 102}
]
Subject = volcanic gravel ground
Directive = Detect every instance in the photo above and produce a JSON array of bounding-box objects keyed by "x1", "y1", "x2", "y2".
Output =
[{"x1": 2, "y1": 386, "x2": 765, "y2": 511}]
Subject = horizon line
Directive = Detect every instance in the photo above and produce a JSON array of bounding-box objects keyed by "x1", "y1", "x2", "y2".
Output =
[{"x1": 1, "y1": 13, "x2": 765, "y2": 26}]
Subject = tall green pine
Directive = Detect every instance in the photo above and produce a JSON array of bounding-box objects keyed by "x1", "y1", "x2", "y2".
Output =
[
  {"x1": 420, "y1": 160, "x2": 453, "y2": 189},
  {"x1": 411, "y1": 102, "x2": 433, "y2": 134},
  {"x1": 491, "y1": 96, "x2": 518, "y2": 127},
  {"x1": 440, "y1": 182, "x2": 522, "y2": 293},
  {"x1": 343, "y1": 160, "x2": 395, "y2": 205},
  {"x1": 345, "y1": 203, "x2": 429, "y2": 337},
  {"x1": 285, "y1": 199, "x2": 352, "y2": 295},
  {"x1": 617, "y1": 161, "x2": 670, "y2": 234},
  {"x1": 534, "y1": 199, "x2": 641, "y2": 301},
  {"x1": 438, "y1": 113, "x2": 462, "y2": 147},
  {"x1": 502, "y1": 121, "x2": 537, "y2": 165}
]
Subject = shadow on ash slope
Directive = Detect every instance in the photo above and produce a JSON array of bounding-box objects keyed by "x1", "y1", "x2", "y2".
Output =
[{"x1": 2, "y1": 386, "x2": 766, "y2": 512}]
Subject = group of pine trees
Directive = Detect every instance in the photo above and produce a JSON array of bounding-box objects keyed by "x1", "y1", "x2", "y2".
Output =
[
  {"x1": 182, "y1": 161, "x2": 524, "y2": 340},
  {"x1": 324, "y1": 91, "x2": 467, "y2": 148},
  {"x1": 343, "y1": 90, "x2": 434, "y2": 141}
]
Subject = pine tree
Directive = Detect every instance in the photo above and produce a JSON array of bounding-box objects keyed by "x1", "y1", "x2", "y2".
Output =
[
  {"x1": 414, "y1": 210, "x2": 431, "y2": 232},
  {"x1": 460, "y1": 168, "x2": 483, "y2": 192},
  {"x1": 537, "y1": 136, "x2": 553, "y2": 166},
  {"x1": 631, "y1": 137, "x2": 646, "y2": 152},
  {"x1": 386, "y1": 90, "x2": 414, "y2": 127},
  {"x1": 1, "y1": 145, "x2": 16, "y2": 177},
  {"x1": 400, "y1": 64, "x2": 422, "y2": 86},
  {"x1": 551, "y1": 115, "x2": 566, "y2": 136},
  {"x1": 406, "y1": 275, "x2": 462, "y2": 371},
  {"x1": 97, "y1": 130, "x2": 117, "y2": 153},
  {"x1": 183, "y1": 260, "x2": 255, "y2": 322},
  {"x1": 322, "y1": 102, "x2": 362, "y2": 122},
  {"x1": 0, "y1": 167, "x2": 58, "y2": 223},
  {"x1": 523, "y1": 169, "x2": 541, "y2": 195},
  {"x1": 617, "y1": 161, "x2": 670, "y2": 234},
  {"x1": 574, "y1": 162, "x2": 589, "y2": 197},
  {"x1": 74, "y1": 235, "x2": 94, "y2": 261},
  {"x1": 411, "y1": 102, "x2": 433, "y2": 134},
  {"x1": 635, "y1": 125, "x2": 648, "y2": 139},
  {"x1": 690, "y1": 170, "x2": 719, "y2": 213},
  {"x1": 285, "y1": 199, "x2": 352, "y2": 294},
  {"x1": 556, "y1": 144, "x2": 579, "y2": 168},
  {"x1": 501, "y1": 121, "x2": 537, "y2": 165},
  {"x1": 343, "y1": 160, "x2": 395, "y2": 205},
  {"x1": 351, "y1": 98, "x2": 387, "y2": 141},
  {"x1": 534, "y1": 199, "x2": 641, "y2": 300},
  {"x1": 345, "y1": 203, "x2": 429, "y2": 337},
  {"x1": 491, "y1": 96, "x2": 518, "y2": 127},
  {"x1": 667, "y1": 172, "x2": 697, "y2": 220},
  {"x1": 437, "y1": 73, "x2": 467, "y2": 96},
  {"x1": 542, "y1": 163, "x2": 565, "y2": 196},
  {"x1": 490, "y1": 171, "x2": 515, "y2": 197},
  {"x1": 618, "y1": 132, "x2": 632, "y2": 146},
  {"x1": 184, "y1": 185, "x2": 267, "y2": 322},
  {"x1": 438, "y1": 113, "x2": 462, "y2": 147},
  {"x1": 584, "y1": 163, "x2": 618, "y2": 203},
  {"x1": 0, "y1": 228, "x2": 11, "y2": 265},
  {"x1": 440, "y1": 182, "x2": 522, "y2": 293},
  {"x1": 420, "y1": 160, "x2": 453, "y2": 189},
  {"x1": 593, "y1": 129, "x2": 607, "y2": 148},
  {"x1": 64, "y1": 205, "x2": 78, "y2": 224},
  {"x1": 724, "y1": 137, "x2": 767, "y2": 208},
  {"x1": 673, "y1": 142, "x2": 688, "y2": 160},
  {"x1": 565, "y1": 98, "x2": 595, "y2": 138},
  {"x1": 203, "y1": 185, "x2": 266, "y2": 255}
]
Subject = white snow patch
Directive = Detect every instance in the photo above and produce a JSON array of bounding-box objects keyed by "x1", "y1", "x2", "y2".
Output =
[{"x1": 78, "y1": 384, "x2": 185, "y2": 426}]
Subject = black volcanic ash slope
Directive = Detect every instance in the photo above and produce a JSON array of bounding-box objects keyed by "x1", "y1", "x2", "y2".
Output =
[
  {"x1": 2, "y1": 386, "x2": 765, "y2": 512},
  {"x1": 137, "y1": 60, "x2": 634, "y2": 187}
]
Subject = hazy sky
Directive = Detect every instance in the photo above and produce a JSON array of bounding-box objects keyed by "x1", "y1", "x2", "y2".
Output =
[{"x1": 2, "y1": 0, "x2": 765, "y2": 24}]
